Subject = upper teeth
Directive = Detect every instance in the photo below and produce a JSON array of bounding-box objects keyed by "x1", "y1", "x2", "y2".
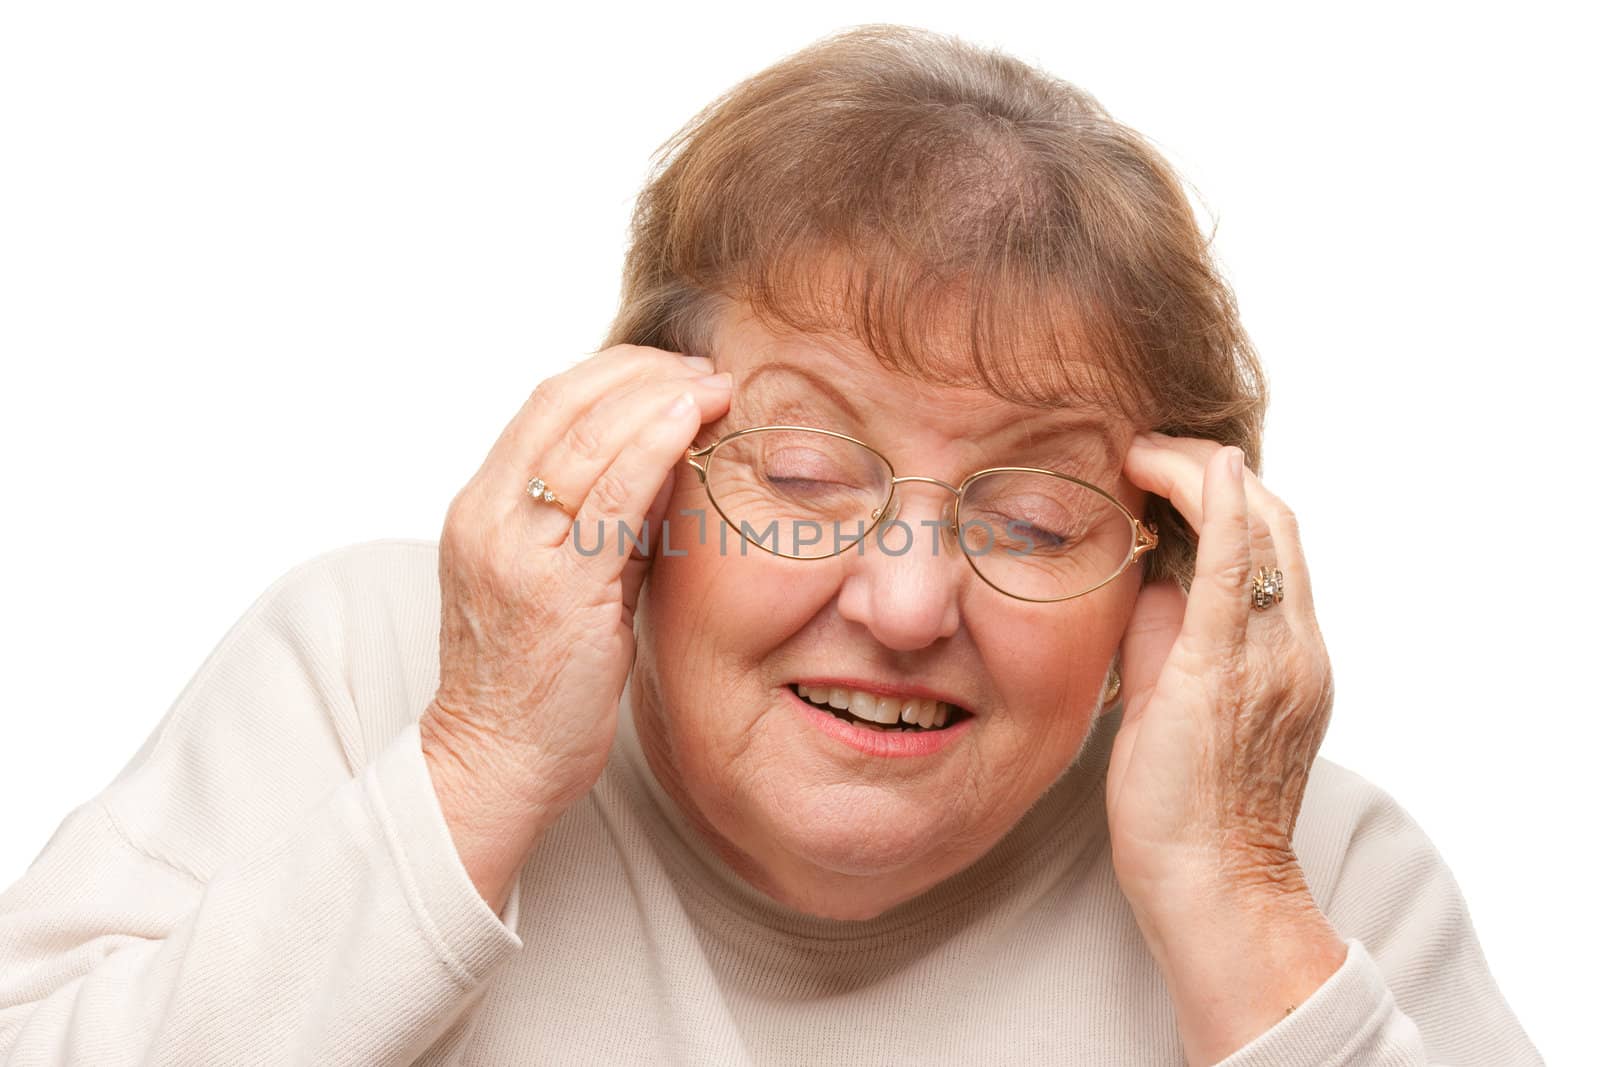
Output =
[{"x1": 795, "y1": 685, "x2": 952, "y2": 729}]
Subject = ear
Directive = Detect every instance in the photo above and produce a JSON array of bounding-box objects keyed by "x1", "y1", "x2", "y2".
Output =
[{"x1": 1096, "y1": 650, "x2": 1123, "y2": 715}]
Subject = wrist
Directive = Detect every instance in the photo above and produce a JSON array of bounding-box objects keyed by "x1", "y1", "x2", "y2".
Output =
[
  {"x1": 1119, "y1": 843, "x2": 1327, "y2": 963},
  {"x1": 1121, "y1": 861, "x2": 1346, "y2": 1065},
  {"x1": 1130, "y1": 866, "x2": 1331, "y2": 962},
  {"x1": 1113, "y1": 832, "x2": 1309, "y2": 940},
  {"x1": 419, "y1": 701, "x2": 565, "y2": 912}
]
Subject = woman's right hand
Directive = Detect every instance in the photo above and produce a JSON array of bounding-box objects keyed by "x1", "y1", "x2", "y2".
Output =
[{"x1": 419, "y1": 345, "x2": 732, "y2": 910}]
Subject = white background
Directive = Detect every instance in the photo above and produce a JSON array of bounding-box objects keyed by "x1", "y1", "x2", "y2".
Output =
[{"x1": 2, "y1": 2, "x2": 1592, "y2": 1060}]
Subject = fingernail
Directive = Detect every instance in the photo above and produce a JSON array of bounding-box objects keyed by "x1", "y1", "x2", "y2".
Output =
[
  {"x1": 695, "y1": 372, "x2": 733, "y2": 390},
  {"x1": 1227, "y1": 448, "x2": 1244, "y2": 477},
  {"x1": 666, "y1": 391, "x2": 696, "y2": 418},
  {"x1": 681, "y1": 355, "x2": 715, "y2": 374}
]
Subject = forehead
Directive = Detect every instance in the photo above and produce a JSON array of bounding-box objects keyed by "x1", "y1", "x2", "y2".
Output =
[{"x1": 708, "y1": 301, "x2": 1127, "y2": 465}]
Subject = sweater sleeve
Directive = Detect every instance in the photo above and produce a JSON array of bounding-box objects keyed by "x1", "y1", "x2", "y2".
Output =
[
  {"x1": 1214, "y1": 770, "x2": 1542, "y2": 1066},
  {"x1": 0, "y1": 542, "x2": 525, "y2": 1065}
]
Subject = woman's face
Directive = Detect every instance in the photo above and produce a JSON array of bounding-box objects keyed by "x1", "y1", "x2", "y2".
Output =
[{"x1": 633, "y1": 299, "x2": 1146, "y2": 920}]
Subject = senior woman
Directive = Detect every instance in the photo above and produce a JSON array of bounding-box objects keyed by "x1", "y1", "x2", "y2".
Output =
[{"x1": 0, "y1": 23, "x2": 1539, "y2": 1067}]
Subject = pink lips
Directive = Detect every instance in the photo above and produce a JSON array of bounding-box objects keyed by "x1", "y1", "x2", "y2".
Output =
[{"x1": 785, "y1": 686, "x2": 974, "y2": 758}]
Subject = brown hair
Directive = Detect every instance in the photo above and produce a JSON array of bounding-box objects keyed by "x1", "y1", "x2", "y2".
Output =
[{"x1": 600, "y1": 23, "x2": 1266, "y2": 589}]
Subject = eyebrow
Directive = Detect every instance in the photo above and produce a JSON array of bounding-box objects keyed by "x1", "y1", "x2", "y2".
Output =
[
  {"x1": 735, "y1": 359, "x2": 1116, "y2": 470},
  {"x1": 735, "y1": 360, "x2": 863, "y2": 422},
  {"x1": 1003, "y1": 419, "x2": 1117, "y2": 472}
]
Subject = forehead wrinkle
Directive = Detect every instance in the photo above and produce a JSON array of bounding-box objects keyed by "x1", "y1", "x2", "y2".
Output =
[
  {"x1": 1001, "y1": 416, "x2": 1118, "y2": 475},
  {"x1": 728, "y1": 341, "x2": 1121, "y2": 474},
  {"x1": 732, "y1": 360, "x2": 864, "y2": 425}
]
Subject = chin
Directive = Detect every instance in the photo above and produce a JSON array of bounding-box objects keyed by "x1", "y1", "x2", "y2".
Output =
[{"x1": 751, "y1": 782, "x2": 969, "y2": 879}]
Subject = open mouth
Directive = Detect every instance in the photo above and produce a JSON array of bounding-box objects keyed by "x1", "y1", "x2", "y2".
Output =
[{"x1": 787, "y1": 683, "x2": 974, "y2": 732}]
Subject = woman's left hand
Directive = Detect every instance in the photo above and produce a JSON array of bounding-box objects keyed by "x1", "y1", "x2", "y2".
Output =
[{"x1": 1110, "y1": 431, "x2": 1346, "y2": 1064}]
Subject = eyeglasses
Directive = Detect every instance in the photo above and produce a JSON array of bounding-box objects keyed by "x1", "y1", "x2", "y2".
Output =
[{"x1": 682, "y1": 425, "x2": 1158, "y2": 603}]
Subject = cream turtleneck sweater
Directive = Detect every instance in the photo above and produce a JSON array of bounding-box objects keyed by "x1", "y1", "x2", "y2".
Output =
[{"x1": 0, "y1": 539, "x2": 1541, "y2": 1064}]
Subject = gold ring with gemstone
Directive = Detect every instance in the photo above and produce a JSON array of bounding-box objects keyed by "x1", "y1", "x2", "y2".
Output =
[
  {"x1": 525, "y1": 475, "x2": 575, "y2": 517},
  {"x1": 1251, "y1": 566, "x2": 1285, "y2": 610}
]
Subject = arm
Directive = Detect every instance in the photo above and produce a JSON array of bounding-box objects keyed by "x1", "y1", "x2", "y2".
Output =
[
  {"x1": 1115, "y1": 439, "x2": 1540, "y2": 1065},
  {"x1": 0, "y1": 340, "x2": 732, "y2": 1064},
  {"x1": 1274, "y1": 772, "x2": 1538, "y2": 1064},
  {"x1": 0, "y1": 543, "x2": 524, "y2": 1065},
  {"x1": 1129, "y1": 772, "x2": 1542, "y2": 1066}
]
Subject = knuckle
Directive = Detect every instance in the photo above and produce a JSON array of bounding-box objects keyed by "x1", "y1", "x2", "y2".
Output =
[
  {"x1": 1273, "y1": 648, "x2": 1333, "y2": 716},
  {"x1": 1274, "y1": 503, "x2": 1302, "y2": 541},
  {"x1": 1257, "y1": 490, "x2": 1297, "y2": 529},
  {"x1": 1310, "y1": 654, "x2": 1335, "y2": 708},
  {"x1": 565, "y1": 416, "x2": 609, "y2": 465},
  {"x1": 1212, "y1": 552, "x2": 1255, "y2": 591},
  {"x1": 1247, "y1": 512, "x2": 1276, "y2": 549},
  {"x1": 472, "y1": 517, "x2": 514, "y2": 573},
  {"x1": 527, "y1": 377, "x2": 570, "y2": 423},
  {"x1": 442, "y1": 488, "x2": 484, "y2": 553},
  {"x1": 586, "y1": 469, "x2": 633, "y2": 517},
  {"x1": 603, "y1": 342, "x2": 671, "y2": 364},
  {"x1": 631, "y1": 342, "x2": 681, "y2": 361},
  {"x1": 446, "y1": 494, "x2": 515, "y2": 565}
]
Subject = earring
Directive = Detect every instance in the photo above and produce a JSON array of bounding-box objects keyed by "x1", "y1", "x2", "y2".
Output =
[{"x1": 1102, "y1": 667, "x2": 1122, "y2": 708}]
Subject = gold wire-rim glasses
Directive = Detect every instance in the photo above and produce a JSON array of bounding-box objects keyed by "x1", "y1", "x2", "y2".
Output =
[{"x1": 683, "y1": 424, "x2": 1159, "y2": 604}]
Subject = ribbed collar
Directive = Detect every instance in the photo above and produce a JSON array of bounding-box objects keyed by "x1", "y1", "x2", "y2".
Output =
[{"x1": 611, "y1": 678, "x2": 1122, "y2": 944}]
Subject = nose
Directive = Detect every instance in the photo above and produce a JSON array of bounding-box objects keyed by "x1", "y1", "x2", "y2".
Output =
[{"x1": 834, "y1": 477, "x2": 963, "y2": 651}]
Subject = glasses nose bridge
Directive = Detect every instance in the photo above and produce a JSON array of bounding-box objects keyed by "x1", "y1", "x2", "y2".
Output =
[{"x1": 881, "y1": 473, "x2": 962, "y2": 538}]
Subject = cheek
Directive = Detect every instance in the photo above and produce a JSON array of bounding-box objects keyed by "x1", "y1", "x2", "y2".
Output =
[
  {"x1": 649, "y1": 476, "x2": 846, "y2": 643},
  {"x1": 648, "y1": 536, "x2": 807, "y2": 644},
  {"x1": 978, "y1": 582, "x2": 1138, "y2": 725},
  {"x1": 643, "y1": 516, "x2": 838, "y2": 717}
]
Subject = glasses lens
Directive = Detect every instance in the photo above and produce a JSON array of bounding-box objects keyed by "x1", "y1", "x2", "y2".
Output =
[
  {"x1": 957, "y1": 470, "x2": 1135, "y2": 600},
  {"x1": 704, "y1": 428, "x2": 891, "y2": 557}
]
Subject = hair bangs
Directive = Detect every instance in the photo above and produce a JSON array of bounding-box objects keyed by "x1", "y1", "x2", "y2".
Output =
[{"x1": 697, "y1": 226, "x2": 1153, "y2": 427}]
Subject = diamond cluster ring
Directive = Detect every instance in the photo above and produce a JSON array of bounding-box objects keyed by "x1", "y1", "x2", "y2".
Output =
[
  {"x1": 525, "y1": 475, "x2": 574, "y2": 517},
  {"x1": 1251, "y1": 566, "x2": 1285, "y2": 610}
]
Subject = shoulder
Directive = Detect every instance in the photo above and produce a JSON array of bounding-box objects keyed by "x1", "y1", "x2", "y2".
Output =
[
  {"x1": 252, "y1": 537, "x2": 441, "y2": 621},
  {"x1": 1294, "y1": 755, "x2": 1470, "y2": 952},
  {"x1": 1295, "y1": 756, "x2": 1426, "y2": 899},
  {"x1": 97, "y1": 539, "x2": 446, "y2": 876},
  {"x1": 218, "y1": 537, "x2": 443, "y2": 704},
  {"x1": 181, "y1": 536, "x2": 445, "y2": 749},
  {"x1": 214, "y1": 536, "x2": 446, "y2": 746},
  {"x1": 1290, "y1": 761, "x2": 1540, "y2": 1061}
]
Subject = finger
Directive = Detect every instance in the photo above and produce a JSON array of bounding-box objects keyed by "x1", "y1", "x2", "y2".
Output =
[
  {"x1": 566, "y1": 386, "x2": 730, "y2": 585},
  {"x1": 1242, "y1": 504, "x2": 1284, "y2": 631},
  {"x1": 1180, "y1": 445, "x2": 1253, "y2": 653},
  {"x1": 1234, "y1": 472, "x2": 1316, "y2": 619},
  {"x1": 618, "y1": 465, "x2": 677, "y2": 628},
  {"x1": 1124, "y1": 431, "x2": 1311, "y2": 625},
  {"x1": 479, "y1": 346, "x2": 714, "y2": 491},
  {"x1": 1124, "y1": 433, "x2": 1257, "y2": 534},
  {"x1": 639, "y1": 462, "x2": 680, "y2": 562},
  {"x1": 570, "y1": 378, "x2": 690, "y2": 563},
  {"x1": 523, "y1": 372, "x2": 733, "y2": 546},
  {"x1": 1117, "y1": 578, "x2": 1187, "y2": 725}
]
